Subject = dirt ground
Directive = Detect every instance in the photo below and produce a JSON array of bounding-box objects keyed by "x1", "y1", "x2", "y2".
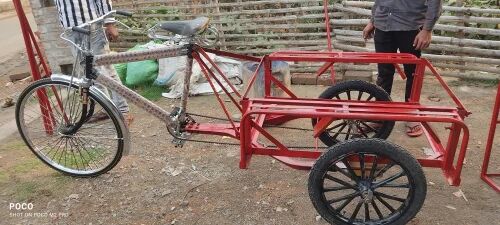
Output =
[{"x1": 0, "y1": 58, "x2": 499, "y2": 224}]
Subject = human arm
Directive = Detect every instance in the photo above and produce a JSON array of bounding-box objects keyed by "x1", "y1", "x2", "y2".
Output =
[
  {"x1": 95, "y1": 0, "x2": 119, "y2": 41},
  {"x1": 363, "y1": 0, "x2": 379, "y2": 40},
  {"x1": 414, "y1": 0, "x2": 443, "y2": 50}
]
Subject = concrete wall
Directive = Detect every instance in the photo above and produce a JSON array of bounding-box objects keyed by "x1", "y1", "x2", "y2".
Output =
[{"x1": 28, "y1": 0, "x2": 72, "y2": 73}]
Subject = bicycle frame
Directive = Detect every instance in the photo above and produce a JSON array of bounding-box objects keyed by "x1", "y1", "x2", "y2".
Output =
[{"x1": 89, "y1": 42, "x2": 260, "y2": 139}]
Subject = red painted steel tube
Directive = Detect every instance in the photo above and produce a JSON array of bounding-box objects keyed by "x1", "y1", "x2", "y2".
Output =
[
  {"x1": 481, "y1": 84, "x2": 500, "y2": 192},
  {"x1": 203, "y1": 48, "x2": 260, "y2": 62},
  {"x1": 194, "y1": 53, "x2": 238, "y2": 133},
  {"x1": 13, "y1": 0, "x2": 54, "y2": 134},
  {"x1": 239, "y1": 98, "x2": 469, "y2": 185},
  {"x1": 196, "y1": 46, "x2": 242, "y2": 98},
  {"x1": 242, "y1": 58, "x2": 264, "y2": 99},
  {"x1": 264, "y1": 57, "x2": 272, "y2": 97},
  {"x1": 321, "y1": 0, "x2": 336, "y2": 81},
  {"x1": 195, "y1": 50, "x2": 242, "y2": 112}
]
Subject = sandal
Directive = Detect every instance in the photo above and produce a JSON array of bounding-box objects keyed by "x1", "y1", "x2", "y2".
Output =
[{"x1": 406, "y1": 122, "x2": 423, "y2": 137}]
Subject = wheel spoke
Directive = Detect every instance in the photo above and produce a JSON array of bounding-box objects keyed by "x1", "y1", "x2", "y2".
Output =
[
  {"x1": 336, "y1": 195, "x2": 356, "y2": 212},
  {"x1": 366, "y1": 94, "x2": 374, "y2": 101},
  {"x1": 347, "y1": 91, "x2": 351, "y2": 100},
  {"x1": 354, "y1": 123, "x2": 369, "y2": 138},
  {"x1": 359, "y1": 153, "x2": 366, "y2": 179},
  {"x1": 364, "y1": 202, "x2": 370, "y2": 221},
  {"x1": 357, "y1": 91, "x2": 363, "y2": 100},
  {"x1": 331, "y1": 164, "x2": 359, "y2": 182},
  {"x1": 324, "y1": 174, "x2": 357, "y2": 189},
  {"x1": 344, "y1": 125, "x2": 352, "y2": 140},
  {"x1": 323, "y1": 186, "x2": 353, "y2": 192},
  {"x1": 375, "y1": 162, "x2": 395, "y2": 178},
  {"x1": 379, "y1": 183, "x2": 411, "y2": 188},
  {"x1": 372, "y1": 171, "x2": 405, "y2": 189},
  {"x1": 375, "y1": 194, "x2": 396, "y2": 213},
  {"x1": 342, "y1": 159, "x2": 360, "y2": 182},
  {"x1": 327, "y1": 191, "x2": 361, "y2": 204},
  {"x1": 326, "y1": 122, "x2": 347, "y2": 132},
  {"x1": 359, "y1": 121, "x2": 378, "y2": 133},
  {"x1": 371, "y1": 199, "x2": 384, "y2": 219},
  {"x1": 374, "y1": 191, "x2": 406, "y2": 202},
  {"x1": 331, "y1": 123, "x2": 347, "y2": 139},
  {"x1": 349, "y1": 199, "x2": 363, "y2": 222},
  {"x1": 369, "y1": 155, "x2": 379, "y2": 182}
]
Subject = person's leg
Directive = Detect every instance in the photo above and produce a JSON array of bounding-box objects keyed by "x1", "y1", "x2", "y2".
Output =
[
  {"x1": 90, "y1": 28, "x2": 130, "y2": 114},
  {"x1": 395, "y1": 30, "x2": 421, "y2": 102},
  {"x1": 395, "y1": 30, "x2": 423, "y2": 137},
  {"x1": 374, "y1": 29, "x2": 398, "y2": 95}
]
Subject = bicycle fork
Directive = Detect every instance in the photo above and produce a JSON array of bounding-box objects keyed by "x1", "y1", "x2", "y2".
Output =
[{"x1": 61, "y1": 55, "x2": 94, "y2": 135}]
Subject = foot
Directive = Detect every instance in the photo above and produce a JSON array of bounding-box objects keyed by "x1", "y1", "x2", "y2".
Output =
[
  {"x1": 87, "y1": 111, "x2": 110, "y2": 123},
  {"x1": 406, "y1": 122, "x2": 423, "y2": 137},
  {"x1": 122, "y1": 113, "x2": 134, "y2": 128}
]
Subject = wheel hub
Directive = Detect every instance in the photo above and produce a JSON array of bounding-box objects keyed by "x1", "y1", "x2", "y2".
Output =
[{"x1": 358, "y1": 180, "x2": 374, "y2": 203}]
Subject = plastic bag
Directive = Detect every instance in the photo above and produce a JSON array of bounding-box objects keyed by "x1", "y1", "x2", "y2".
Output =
[{"x1": 113, "y1": 63, "x2": 127, "y2": 83}]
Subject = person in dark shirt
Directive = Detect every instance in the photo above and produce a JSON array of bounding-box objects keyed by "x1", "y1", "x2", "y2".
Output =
[{"x1": 363, "y1": 0, "x2": 443, "y2": 137}]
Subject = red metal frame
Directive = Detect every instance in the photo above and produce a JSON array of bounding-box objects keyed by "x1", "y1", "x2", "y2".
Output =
[
  {"x1": 481, "y1": 84, "x2": 500, "y2": 192},
  {"x1": 183, "y1": 46, "x2": 471, "y2": 186},
  {"x1": 13, "y1": 0, "x2": 59, "y2": 134}
]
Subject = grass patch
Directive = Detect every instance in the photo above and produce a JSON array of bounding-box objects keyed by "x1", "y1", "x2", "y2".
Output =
[
  {"x1": 11, "y1": 158, "x2": 42, "y2": 173},
  {"x1": 14, "y1": 181, "x2": 39, "y2": 201},
  {"x1": 62, "y1": 147, "x2": 105, "y2": 168},
  {"x1": 135, "y1": 84, "x2": 168, "y2": 101},
  {"x1": 0, "y1": 171, "x2": 7, "y2": 183},
  {"x1": 450, "y1": 78, "x2": 499, "y2": 87}
]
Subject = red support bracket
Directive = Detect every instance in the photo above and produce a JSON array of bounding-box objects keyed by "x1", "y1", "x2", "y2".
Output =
[
  {"x1": 13, "y1": 0, "x2": 54, "y2": 134},
  {"x1": 481, "y1": 84, "x2": 500, "y2": 192}
]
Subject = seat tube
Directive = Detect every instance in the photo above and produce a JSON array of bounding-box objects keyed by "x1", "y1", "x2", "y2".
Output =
[{"x1": 179, "y1": 43, "x2": 194, "y2": 119}]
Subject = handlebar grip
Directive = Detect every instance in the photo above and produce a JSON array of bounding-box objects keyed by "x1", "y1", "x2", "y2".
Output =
[
  {"x1": 72, "y1": 26, "x2": 91, "y2": 35},
  {"x1": 116, "y1": 10, "x2": 133, "y2": 17}
]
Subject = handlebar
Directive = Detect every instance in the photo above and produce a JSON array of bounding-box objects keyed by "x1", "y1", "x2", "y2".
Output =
[
  {"x1": 71, "y1": 26, "x2": 91, "y2": 35},
  {"x1": 70, "y1": 10, "x2": 133, "y2": 35},
  {"x1": 116, "y1": 10, "x2": 133, "y2": 17}
]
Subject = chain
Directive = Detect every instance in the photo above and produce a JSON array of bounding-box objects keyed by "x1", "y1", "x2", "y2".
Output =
[
  {"x1": 186, "y1": 112, "x2": 315, "y2": 131},
  {"x1": 183, "y1": 112, "x2": 329, "y2": 149}
]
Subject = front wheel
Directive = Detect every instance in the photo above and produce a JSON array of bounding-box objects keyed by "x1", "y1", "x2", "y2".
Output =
[
  {"x1": 15, "y1": 78, "x2": 124, "y2": 177},
  {"x1": 308, "y1": 139, "x2": 426, "y2": 225}
]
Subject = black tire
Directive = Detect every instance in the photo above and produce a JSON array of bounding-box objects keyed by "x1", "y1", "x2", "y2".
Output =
[
  {"x1": 15, "y1": 78, "x2": 124, "y2": 177},
  {"x1": 308, "y1": 139, "x2": 426, "y2": 225},
  {"x1": 312, "y1": 80, "x2": 395, "y2": 146}
]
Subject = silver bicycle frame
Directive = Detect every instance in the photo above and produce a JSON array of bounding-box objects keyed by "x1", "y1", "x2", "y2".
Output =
[
  {"x1": 92, "y1": 44, "x2": 190, "y2": 127},
  {"x1": 58, "y1": 10, "x2": 200, "y2": 143}
]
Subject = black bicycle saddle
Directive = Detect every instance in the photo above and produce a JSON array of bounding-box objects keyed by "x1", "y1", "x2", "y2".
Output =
[{"x1": 158, "y1": 17, "x2": 210, "y2": 36}]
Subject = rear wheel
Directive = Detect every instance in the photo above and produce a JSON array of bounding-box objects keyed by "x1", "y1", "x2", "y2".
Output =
[
  {"x1": 15, "y1": 78, "x2": 124, "y2": 177},
  {"x1": 312, "y1": 80, "x2": 395, "y2": 146},
  {"x1": 308, "y1": 139, "x2": 426, "y2": 225}
]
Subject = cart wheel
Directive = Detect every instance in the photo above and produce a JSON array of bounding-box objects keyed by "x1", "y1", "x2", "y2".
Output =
[
  {"x1": 312, "y1": 80, "x2": 395, "y2": 146},
  {"x1": 308, "y1": 139, "x2": 426, "y2": 225}
]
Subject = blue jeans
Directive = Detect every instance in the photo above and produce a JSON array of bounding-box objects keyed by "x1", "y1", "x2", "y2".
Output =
[{"x1": 69, "y1": 27, "x2": 130, "y2": 113}]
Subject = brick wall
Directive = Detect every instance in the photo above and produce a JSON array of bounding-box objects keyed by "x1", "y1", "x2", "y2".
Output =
[{"x1": 29, "y1": 0, "x2": 72, "y2": 73}]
